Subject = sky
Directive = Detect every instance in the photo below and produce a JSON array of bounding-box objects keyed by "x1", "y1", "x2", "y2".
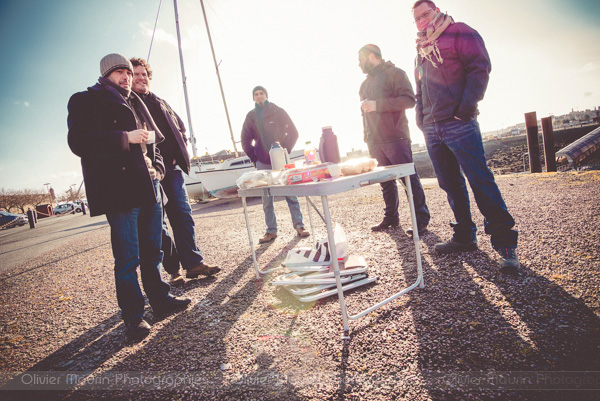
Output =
[{"x1": 0, "y1": 0, "x2": 599, "y2": 195}]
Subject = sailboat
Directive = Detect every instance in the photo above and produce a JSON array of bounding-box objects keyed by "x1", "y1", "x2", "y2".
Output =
[{"x1": 157, "y1": 0, "x2": 301, "y2": 199}]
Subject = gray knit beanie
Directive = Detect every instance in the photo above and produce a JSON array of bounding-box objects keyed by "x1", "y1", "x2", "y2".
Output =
[
  {"x1": 252, "y1": 86, "x2": 268, "y2": 98},
  {"x1": 100, "y1": 53, "x2": 133, "y2": 77}
]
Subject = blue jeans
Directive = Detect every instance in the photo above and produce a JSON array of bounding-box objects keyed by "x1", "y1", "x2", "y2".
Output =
[
  {"x1": 367, "y1": 139, "x2": 430, "y2": 228},
  {"x1": 256, "y1": 160, "x2": 304, "y2": 234},
  {"x1": 105, "y1": 180, "x2": 171, "y2": 323},
  {"x1": 162, "y1": 165, "x2": 204, "y2": 270},
  {"x1": 422, "y1": 119, "x2": 518, "y2": 248}
]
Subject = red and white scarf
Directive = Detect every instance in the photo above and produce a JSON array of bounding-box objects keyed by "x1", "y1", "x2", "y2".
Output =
[{"x1": 416, "y1": 12, "x2": 454, "y2": 68}]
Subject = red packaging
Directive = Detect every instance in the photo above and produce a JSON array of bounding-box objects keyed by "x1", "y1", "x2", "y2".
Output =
[{"x1": 286, "y1": 165, "x2": 332, "y2": 185}]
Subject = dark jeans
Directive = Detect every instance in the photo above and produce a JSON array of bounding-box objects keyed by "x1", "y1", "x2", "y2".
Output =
[
  {"x1": 367, "y1": 139, "x2": 430, "y2": 228},
  {"x1": 422, "y1": 119, "x2": 518, "y2": 248},
  {"x1": 161, "y1": 165, "x2": 204, "y2": 271},
  {"x1": 105, "y1": 180, "x2": 171, "y2": 323}
]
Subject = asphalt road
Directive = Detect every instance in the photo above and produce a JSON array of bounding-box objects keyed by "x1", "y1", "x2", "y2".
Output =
[{"x1": 0, "y1": 213, "x2": 108, "y2": 274}]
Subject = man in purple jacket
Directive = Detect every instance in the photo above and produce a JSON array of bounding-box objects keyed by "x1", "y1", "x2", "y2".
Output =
[
  {"x1": 241, "y1": 86, "x2": 309, "y2": 244},
  {"x1": 412, "y1": 1, "x2": 520, "y2": 275}
]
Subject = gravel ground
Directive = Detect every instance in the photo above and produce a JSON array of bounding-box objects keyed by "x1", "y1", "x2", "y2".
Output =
[{"x1": 1, "y1": 171, "x2": 599, "y2": 401}]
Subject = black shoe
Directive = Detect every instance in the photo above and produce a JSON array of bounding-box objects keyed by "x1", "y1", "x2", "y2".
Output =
[
  {"x1": 497, "y1": 247, "x2": 520, "y2": 276},
  {"x1": 406, "y1": 225, "x2": 428, "y2": 237},
  {"x1": 371, "y1": 219, "x2": 400, "y2": 232},
  {"x1": 153, "y1": 296, "x2": 191, "y2": 316},
  {"x1": 434, "y1": 238, "x2": 478, "y2": 254},
  {"x1": 125, "y1": 317, "x2": 151, "y2": 338}
]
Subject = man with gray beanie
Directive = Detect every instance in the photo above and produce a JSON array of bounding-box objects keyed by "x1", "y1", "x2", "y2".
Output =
[
  {"x1": 67, "y1": 53, "x2": 191, "y2": 339},
  {"x1": 241, "y1": 86, "x2": 309, "y2": 243}
]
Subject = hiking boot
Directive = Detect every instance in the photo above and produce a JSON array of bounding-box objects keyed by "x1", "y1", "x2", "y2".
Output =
[
  {"x1": 497, "y1": 247, "x2": 520, "y2": 276},
  {"x1": 258, "y1": 233, "x2": 277, "y2": 243},
  {"x1": 296, "y1": 227, "x2": 310, "y2": 237},
  {"x1": 186, "y1": 262, "x2": 221, "y2": 278},
  {"x1": 153, "y1": 296, "x2": 192, "y2": 316},
  {"x1": 169, "y1": 272, "x2": 185, "y2": 286},
  {"x1": 406, "y1": 224, "x2": 429, "y2": 237},
  {"x1": 371, "y1": 218, "x2": 400, "y2": 232},
  {"x1": 434, "y1": 238, "x2": 478, "y2": 254},
  {"x1": 125, "y1": 317, "x2": 151, "y2": 339}
]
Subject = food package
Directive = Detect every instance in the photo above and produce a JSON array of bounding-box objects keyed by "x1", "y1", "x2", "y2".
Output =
[
  {"x1": 338, "y1": 157, "x2": 377, "y2": 176},
  {"x1": 236, "y1": 170, "x2": 273, "y2": 190},
  {"x1": 282, "y1": 162, "x2": 341, "y2": 185}
]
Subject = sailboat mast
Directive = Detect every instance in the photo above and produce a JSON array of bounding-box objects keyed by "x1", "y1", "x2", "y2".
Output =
[
  {"x1": 200, "y1": 0, "x2": 239, "y2": 157},
  {"x1": 173, "y1": 0, "x2": 198, "y2": 159}
]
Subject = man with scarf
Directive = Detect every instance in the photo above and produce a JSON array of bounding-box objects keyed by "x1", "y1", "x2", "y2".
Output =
[
  {"x1": 241, "y1": 86, "x2": 309, "y2": 244},
  {"x1": 130, "y1": 57, "x2": 220, "y2": 285},
  {"x1": 412, "y1": 1, "x2": 520, "y2": 274},
  {"x1": 359, "y1": 44, "x2": 430, "y2": 235},
  {"x1": 68, "y1": 53, "x2": 191, "y2": 339}
]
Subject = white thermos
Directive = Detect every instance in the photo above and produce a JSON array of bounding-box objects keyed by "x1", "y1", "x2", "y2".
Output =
[{"x1": 269, "y1": 141, "x2": 288, "y2": 170}]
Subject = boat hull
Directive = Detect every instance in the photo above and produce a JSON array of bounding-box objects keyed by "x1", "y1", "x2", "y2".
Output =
[{"x1": 194, "y1": 150, "x2": 305, "y2": 198}]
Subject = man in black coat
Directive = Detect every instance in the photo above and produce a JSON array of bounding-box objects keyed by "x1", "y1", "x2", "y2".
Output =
[
  {"x1": 130, "y1": 57, "x2": 220, "y2": 285},
  {"x1": 68, "y1": 53, "x2": 190, "y2": 338},
  {"x1": 359, "y1": 44, "x2": 430, "y2": 236}
]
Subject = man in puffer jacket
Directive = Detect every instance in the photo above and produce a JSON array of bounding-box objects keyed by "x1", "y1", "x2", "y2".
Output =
[{"x1": 412, "y1": 1, "x2": 520, "y2": 275}]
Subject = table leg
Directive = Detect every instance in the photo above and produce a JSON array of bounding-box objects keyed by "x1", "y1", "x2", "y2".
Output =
[
  {"x1": 404, "y1": 176, "x2": 424, "y2": 289},
  {"x1": 321, "y1": 195, "x2": 351, "y2": 337},
  {"x1": 242, "y1": 196, "x2": 261, "y2": 280},
  {"x1": 305, "y1": 197, "x2": 315, "y2": 239}
]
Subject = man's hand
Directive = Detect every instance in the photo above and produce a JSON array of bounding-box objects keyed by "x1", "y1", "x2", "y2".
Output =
[
  {"x1": 128, "y1": 129, "x2": 150, "y2": 144},
  {"x1": 361, "y1": 100, "x2": 377, "y2": 113}
]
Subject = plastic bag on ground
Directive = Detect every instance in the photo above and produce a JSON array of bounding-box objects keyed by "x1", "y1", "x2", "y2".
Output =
[{"x1": 284, "y1": 223, "x2": 348, "y2": 266}]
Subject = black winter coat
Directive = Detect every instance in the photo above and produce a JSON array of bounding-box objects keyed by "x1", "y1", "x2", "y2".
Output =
[
  {"x1": 67, "y1": 82, "x2": 165, "y2": 216},
  {"x1": 140, "y1": 92, "x2": 190, "y2": 174},
  {"x1": 359, "y1": 61, "x2": 416, "y2": 144}
]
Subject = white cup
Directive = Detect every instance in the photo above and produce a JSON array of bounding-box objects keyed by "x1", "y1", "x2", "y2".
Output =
[{"x1": 146, "y1": 130, "x2": 156, "y2": 144}]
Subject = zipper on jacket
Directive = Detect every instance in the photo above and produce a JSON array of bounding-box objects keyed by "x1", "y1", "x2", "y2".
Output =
[{"x1": 424, "y1": 61, "x2": 437, "y2": 124}]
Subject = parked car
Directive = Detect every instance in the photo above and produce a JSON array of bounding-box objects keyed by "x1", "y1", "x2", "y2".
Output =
[
  {"x1": 0, "y1": 211, "x2": 28, "y2": 229},
  {"x1": 53, "y1": 203, "x2": 76, "y2": 215}
]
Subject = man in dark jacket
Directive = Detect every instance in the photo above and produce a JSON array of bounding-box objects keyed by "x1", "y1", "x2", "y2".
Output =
[
  {"x1": 412, "y1": 1, "x2": 520, "y2": 274},
  {"x1": 359, "y1": 44, "x2": 430, "y2": 235},
  {"x1": 68, "y1": 53, "x2": 190, "y2": 338},
  {"x1": 241, "y1": 86, "x2": 309, "y2": 243},
  {"x1": 130, "y1": 57, "x2": 220, "y2": 284}
]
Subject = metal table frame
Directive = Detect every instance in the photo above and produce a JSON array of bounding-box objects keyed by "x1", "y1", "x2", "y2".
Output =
[{"x1": 238, "y1": 164, "x2": 424, "y2": 337}]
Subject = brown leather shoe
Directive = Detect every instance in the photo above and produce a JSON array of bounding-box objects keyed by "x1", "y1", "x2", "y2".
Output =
[
  {"x1": 406, "y1": 225, "x2": 429, "y2": 237},
  {"x1": 371, "y1": 218, "x2": 400, "y2": 232},
  {"x1": 258, "y1": 233, "x2": 277, "y2": 243},
  {"x1": 186, "y1": 262, "x2": 221, "y2": 278},
  {"x1": 296, "y1": 227, "x2": 310, "y2": 237},
  {"x1": 169, "y1": 272, "x2": 185, "y2": 286}
]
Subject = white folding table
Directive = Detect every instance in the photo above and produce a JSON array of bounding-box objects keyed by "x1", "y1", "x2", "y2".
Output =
[{"x1": 238, "y1": 163, "x2": 424, "y2": 337}]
